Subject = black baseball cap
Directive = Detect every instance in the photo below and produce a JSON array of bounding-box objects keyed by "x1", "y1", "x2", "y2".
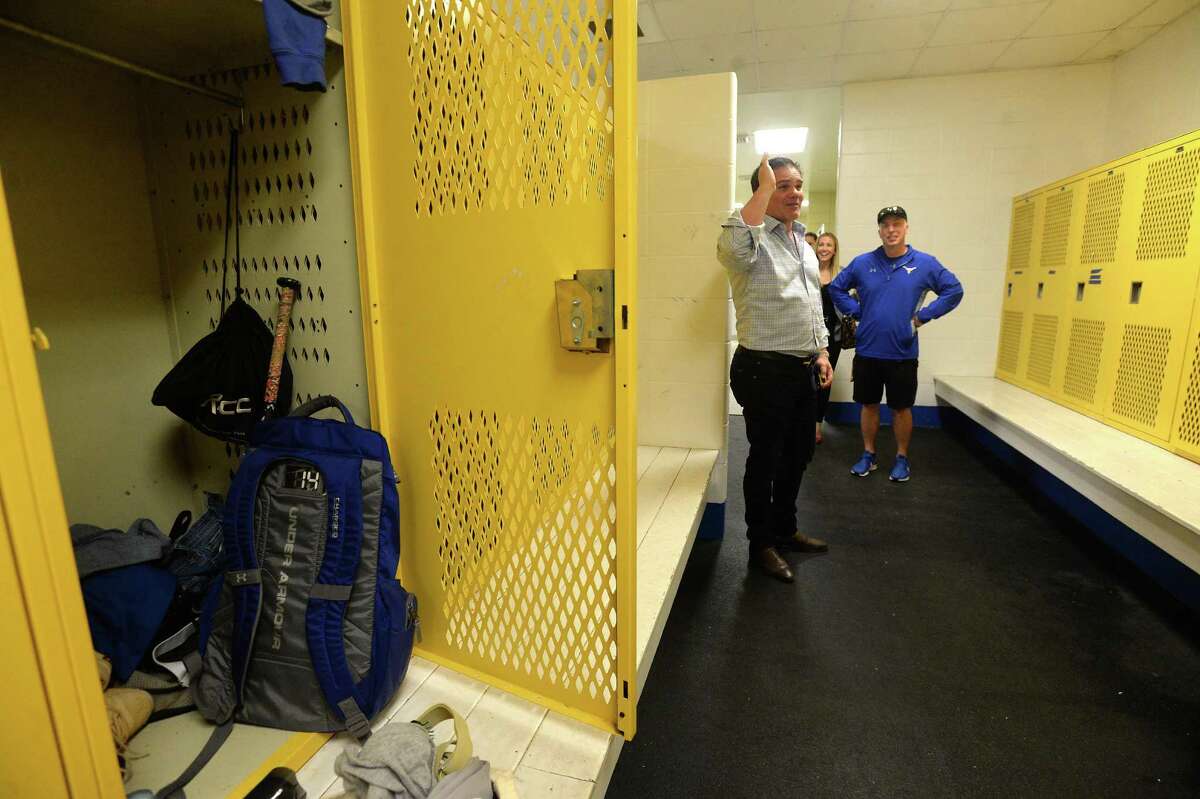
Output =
[{"x1": 877, "y1": 205, "x2": 907, "y2": 223}]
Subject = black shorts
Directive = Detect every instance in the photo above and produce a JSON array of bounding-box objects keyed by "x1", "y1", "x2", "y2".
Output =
[{"x1": 852, "y1": 356, "x2": 918, "y2": 410}]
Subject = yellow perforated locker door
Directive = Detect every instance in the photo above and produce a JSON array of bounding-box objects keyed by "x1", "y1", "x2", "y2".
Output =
[
  {"x1": 1025, "y1": 180, "x2": 1082, "y2": 401},
  {"x1": 0, "y1": 175, "x2": 124, "y2": 794},
  {"x1": 342, "y1": 1, "x2": 638, "y2": 737},
  {"x1": 996, "y1": 195, "x2": 1037, "y2": 384},
  {"x1": 1103, "y1": 133, "x2": 1200, "y2": 444},
  {"x1": 1054, "y1": 157, "x2": 1140, "y2": 419},
  {"x1": 1166, "y1": 138, "x2": 1200, "y2": 462}
]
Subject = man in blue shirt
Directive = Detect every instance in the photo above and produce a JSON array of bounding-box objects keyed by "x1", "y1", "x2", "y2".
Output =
[{"x1": 829, "y1": 206, "x2": 963, "y2": 482}]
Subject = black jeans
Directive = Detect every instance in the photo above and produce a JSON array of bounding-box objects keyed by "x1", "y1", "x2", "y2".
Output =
[
  {"x1": 730, "y1": 347, "x2": 818, "y2": 551},
  {"x1": 814, "y1": 341, "x2": 842, "y2": 423}
]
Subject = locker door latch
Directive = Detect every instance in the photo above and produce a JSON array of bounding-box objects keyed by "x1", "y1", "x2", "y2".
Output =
[{"x1": 555, "y1": 269, "x2": 614, "y2": 353}]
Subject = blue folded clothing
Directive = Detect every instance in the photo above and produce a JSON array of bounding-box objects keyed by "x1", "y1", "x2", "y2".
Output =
[
  {"x1": 82, "y1": 562, "x2": 177, "y2": 682},
  {"x1": 263, "y1": 0, "x2": 329, "y2": 92}
]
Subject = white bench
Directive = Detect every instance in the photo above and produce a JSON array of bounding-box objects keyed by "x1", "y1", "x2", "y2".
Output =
[
  {"x1": 295, "y1": 445, "x2": 719, "y2": 798},
  {"x1": 933, "y1": 375, "x2": 1200, "y2": 578}
]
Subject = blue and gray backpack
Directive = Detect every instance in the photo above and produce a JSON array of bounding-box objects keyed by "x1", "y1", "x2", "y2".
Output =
[{"x1": 159, "y1": 396, "x2": 417, "y2": 797}]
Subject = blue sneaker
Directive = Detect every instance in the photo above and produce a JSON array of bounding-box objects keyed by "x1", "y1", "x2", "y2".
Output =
[
  {"x1": 890, "y1": 455, "x2": 911, "y2": 482},
  {"x1": 850, "y1": 451, "x2": 877, "y2": 477}
]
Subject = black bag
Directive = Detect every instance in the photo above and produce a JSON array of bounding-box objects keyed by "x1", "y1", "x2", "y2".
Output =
[
  {"x1": 839, "y1": 315, "x2": 858, "y2": 349},
  {"x1": 152, "y1": 126, "x2": 292, "y2": 442}
]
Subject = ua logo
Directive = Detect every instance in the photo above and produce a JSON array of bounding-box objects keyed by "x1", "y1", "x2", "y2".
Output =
[
  {"x1": 903, "y1": 265, "x2": 917, "y2": 274},
  {"x1": 203, "y1": 394, "x2": 252, "y2": 416}
]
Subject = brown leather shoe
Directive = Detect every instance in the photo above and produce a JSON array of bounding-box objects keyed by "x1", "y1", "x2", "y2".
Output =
[
  {"x1": 750, "y1": 546, "x2": 794, "y2": 583},
  {"x1": 776, "y1": 531, "x2": 829, "y2": 553}
]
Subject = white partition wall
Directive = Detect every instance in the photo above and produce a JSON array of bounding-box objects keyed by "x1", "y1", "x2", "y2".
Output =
[{"x1": 636, "y1": 72, "x2": 735, "y2": 504}]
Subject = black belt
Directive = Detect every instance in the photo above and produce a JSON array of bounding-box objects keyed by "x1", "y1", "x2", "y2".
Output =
[{"x1": 737, "y1": 346, "x2": 816, "y2": 366}]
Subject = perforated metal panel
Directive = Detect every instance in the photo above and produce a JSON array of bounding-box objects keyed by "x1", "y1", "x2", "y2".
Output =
[
  {"x1": 1175, "y1": 331, "x2": 1200, "y2": 451},
  {"x1": 998, "y1": 310, "x2": 1023, "y2": 375},
  {"x1": 405, "y1": 0, "x2": 614, "y2": 215},
  {"x1": 430, "y1": 409, "x2": 618, "y2": 701},
  {"x1": 1007, "y1": 202, "x2": 1035, "y2": 273},
  {"x1": 1111, "y1": 324, "x2": 1172, "y2": 429},
  {"x1": 142, "y1": 58, "x2": 368, "y2": 491},
  {"x1": 1081, "y1": 171, "x2": 1124, "y2": 264},
  {"x1": 343, "y1": 0, "x2": 638, "y2": 736},
  {"x1": 1063, "y1": 318, "x2": 1105, "y2": 404},
  {"x1": 1135, "y1": 147, "x2": 1200, "y2": 261},
  {"x1": 1026, "y1": 314, "x2": 1058, "y2": 386},
  {"x1": 1039, "y1": 190, "x2": 1073, "y2": 271}
]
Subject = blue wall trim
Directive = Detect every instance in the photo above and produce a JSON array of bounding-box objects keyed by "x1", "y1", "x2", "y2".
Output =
[
  {"x1": 941, "y1": 408, "x2": 1200, "y2": 613},
  {"x1": 825, "y1": 402, "x2": 944, "y2": 429},
  {"x1": 697, "y1": 502, "x2": 725, "y2": 541}
]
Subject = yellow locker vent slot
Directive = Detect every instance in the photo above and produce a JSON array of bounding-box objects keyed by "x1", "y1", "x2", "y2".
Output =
[
  {"x1": 1063, "y1": 318, "x2": 1105, "y2": 403},
  {"x1": 1081, "y1": 171, "x2": 1124, "y2": 264},
  {"x1": 404, "y1": 0, "x2": 615, "y2": 216},
  {"x1": 1039, "y1": 190, "x2": 1073, "y2": 270},
  {"x1": 429, "y1": 409, "x2": 619, "y2": 704},
  {"x1": 998, "y1": 310, "x2": 1023, "y2": 373},
  {"x1": 1111, "y1": 324, "x2": 1172, "y2": 427},
  {"x1": 1026, "y1": 314, "x2": 1058, "y2": 385},
  {"x1": 1176, "y1": 333, "x2": 1200, "y2": 447},
  {"x1": 1007, "y1": 203, "x2": 1035, "y2": 272},
  {"x1": 1135, "y1": 147, "x2": 1200, "y2": 261}
]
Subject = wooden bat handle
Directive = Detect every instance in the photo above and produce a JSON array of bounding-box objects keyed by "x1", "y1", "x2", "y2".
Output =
[{"x1": 264, "y1": 277, "x2": 301, "y2": 418}]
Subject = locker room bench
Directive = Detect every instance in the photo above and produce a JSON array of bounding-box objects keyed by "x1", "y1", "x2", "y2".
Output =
[
  {"x1": 933, "y1": 376, "x2": 1200, "y2": 580},
  {"x1": 291, "y1": 445, "x2": 720, "y2": 798}
]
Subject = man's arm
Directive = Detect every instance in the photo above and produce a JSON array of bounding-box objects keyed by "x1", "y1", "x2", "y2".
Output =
[
  {"x1": 829, "y1": 265, "x2": 861, "y2": 318},
  {"x1": 915, "y1": 260, "x2": 964, "y2": 325},
  {"x1": 717, "y1": 155, "x2": 777, "y2": 273}
]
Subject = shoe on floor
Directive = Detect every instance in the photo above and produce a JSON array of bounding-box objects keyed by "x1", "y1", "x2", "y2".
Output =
[
  {"x1": 890, "y1": 455, "x2": 911, "y2": 482},
  {"x1": 106, "y1": 688, "x2": 152, "y2": 781},
  {"x1": 775, "y1": 531, "x2": 829, "y2": 553},
  {"x1": 850, "y1": 451, "x2": 877, "y2": 477},
  {"x1": 96, "y1": 652, "x2": 112, "y2": 691},
  {"x1": 749, "y1": 546, "x2": 794, "y2": 583}
]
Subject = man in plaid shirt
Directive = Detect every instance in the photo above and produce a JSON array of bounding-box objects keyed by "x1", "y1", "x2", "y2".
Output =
[{"x1": 718, "y1": 155, "x2": 834, "y2": 584}]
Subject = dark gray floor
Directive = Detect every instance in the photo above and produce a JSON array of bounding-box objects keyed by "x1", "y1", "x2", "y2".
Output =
[{"x1": 608, "y1": 417, "x2": 1200, "y2": 798}]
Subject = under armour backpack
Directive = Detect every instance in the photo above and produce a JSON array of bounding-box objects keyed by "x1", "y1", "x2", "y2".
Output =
[{"x1": 161, "y1": 396, "x2": 418, "y2": 797}]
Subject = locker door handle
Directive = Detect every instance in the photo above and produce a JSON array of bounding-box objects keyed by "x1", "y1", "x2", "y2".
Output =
[{"x1": 555, "y1": 269, "x2": 614, "y2": 353}]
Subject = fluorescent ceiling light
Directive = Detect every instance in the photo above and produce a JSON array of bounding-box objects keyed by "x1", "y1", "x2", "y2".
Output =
[{"x1": 753, "y1": 127, "x2": 808, "y2": 154}]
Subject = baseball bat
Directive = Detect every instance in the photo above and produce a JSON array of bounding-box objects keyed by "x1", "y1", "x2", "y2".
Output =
[{"x1": 263, "y1": 277, "x2": 301, "y2": 420}]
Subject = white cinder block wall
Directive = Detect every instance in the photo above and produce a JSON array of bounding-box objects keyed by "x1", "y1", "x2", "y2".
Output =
[
  {"x1": 834, "y1": 63, "x2": 1114, "y2": 407},
  {"x1": 637, "y1": 73, "x2": 735, "y2": 502},
  {"x1": 1105, "y1": 6, "x2": 1200, "y2": 160}
]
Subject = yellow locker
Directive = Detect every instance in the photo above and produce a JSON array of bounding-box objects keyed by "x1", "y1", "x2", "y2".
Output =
[
  {"x1": 1054, "y1": 155, "x2": 1141, "y2": 419},
  {"x1": 1025, "y1": 178, "x2": 1084, "y2": 400},
  {"x1": 1102, "y1": 134, "x2": 1200, "y2": 443},
  {"x1": 1164, "y1": 137, "x2": 1200, "y2": 462},
  {"x1": 996, "y1": 194, "x2": 1038, "y2": 385}
]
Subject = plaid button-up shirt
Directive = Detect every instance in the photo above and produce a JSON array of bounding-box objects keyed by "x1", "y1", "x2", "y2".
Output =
[{"x1": 717, "y1": 211, "x2": 828, "y2": 356}]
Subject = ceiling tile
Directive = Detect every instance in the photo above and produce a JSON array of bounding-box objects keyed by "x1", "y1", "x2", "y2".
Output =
[
  {"x1": 671, "y1": 33, "x2": 759, "y2": 72},
  {"x1": 755, "y1": 57, "x2": 838, "y2": 91},
  {"x1": 842, "y1": 12, "x2": 943, "y2": 52},
  {"x1": 1075, "y1": 24, "x2": 1162, "y2": 59},
  {"x1": 1124, "y1": 0, "x2": 1199, "y2": 26},
  {"x1": 651, "y1": 0, "x2": 755, "y2": 39},
  {"x1": 835, "y1": 49, "x2": 921, "y2": 82},
  {"x1": 638, "y1": 42, "x2": 682, "y2": 79},
  {"x1": 757, "y1": 23, "x2": 845, "y2": 61},
  {"x1": 848, "y1": 0, "x2": 952, "y2": 18},
  {"x1": 992, "y1": 30, "x2": 1108, "y2": 67},
  {"x1": 1030, "y1": 0, "x2": 1148, "y2": 37},
  {"x1": 753, "y1": 0, "x2": 853, "y2": 28},
  {"x1": 930, "y1": 3, "x2": 1050, "y2": 45},
  {"x1": 909, "y1": 40, "x2": 1012, "y2": 75}
]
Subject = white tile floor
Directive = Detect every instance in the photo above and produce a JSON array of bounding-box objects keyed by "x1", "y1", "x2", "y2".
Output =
[{"x1": 298, "y1": 445, "x2": 719, "y2": 799}]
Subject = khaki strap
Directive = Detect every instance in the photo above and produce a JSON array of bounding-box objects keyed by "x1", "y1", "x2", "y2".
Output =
[{"x1": 414, "y1": 703, "x2": 473, "y2": 780}]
